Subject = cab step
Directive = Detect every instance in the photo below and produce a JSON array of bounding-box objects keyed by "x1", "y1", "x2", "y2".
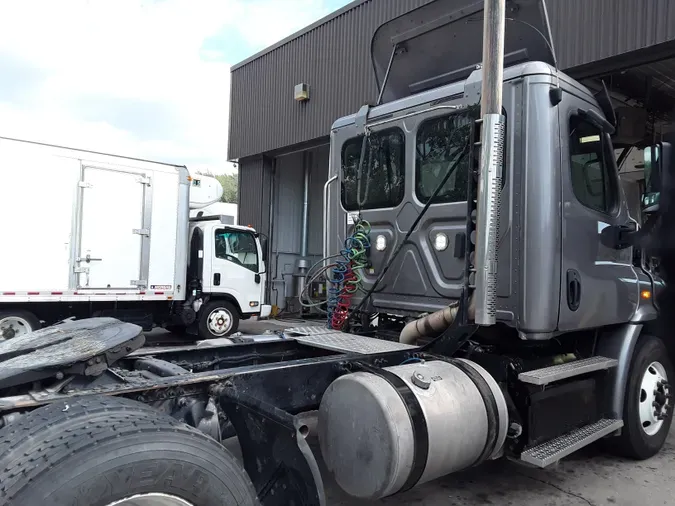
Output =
[
  {"x1": 520, "y1": 418, "x2": 623, "y2": 468},
  {"x1": 518, "y1": 356, "x2": 618, "y2": 385}
]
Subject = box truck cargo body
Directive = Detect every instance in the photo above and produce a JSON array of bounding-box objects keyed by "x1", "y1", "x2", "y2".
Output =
[{"x1": 0, "y1": 137, "x2": 269, "y2": 340}]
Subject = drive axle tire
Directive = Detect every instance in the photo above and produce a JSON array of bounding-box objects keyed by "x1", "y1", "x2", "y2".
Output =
[
  {"x1": 198, "y1": 300, "x2": 240, "y2": 339},
  {"x1": 613, "y1": 335, "x2": 674, "y2": 460},
  {"x1": 0, "y1": 396, "x2": 259, "y2": 506}
]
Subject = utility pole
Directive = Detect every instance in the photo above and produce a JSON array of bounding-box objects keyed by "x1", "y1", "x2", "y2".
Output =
[{"x1": 474, "y1": 0, "x2": 506, "y2": 325}]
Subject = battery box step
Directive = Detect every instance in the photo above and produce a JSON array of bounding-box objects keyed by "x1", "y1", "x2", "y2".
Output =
[
  {"x1": 520, "y1": 418, "x2": 624, "y2": 468},
  {"x1": 518, "y1": 356, "x2": 618, "y2": 385}
]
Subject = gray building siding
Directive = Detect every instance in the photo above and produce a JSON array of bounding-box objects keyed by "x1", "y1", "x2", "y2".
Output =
[
  {"x1": 228, "y1": 0, "x2": 435, "y2": 160},
  {"x1": 549, "y1": 0, "x2": 675, "y2": 70},
  {"x1": 229, "y1": 0, "x2": 675, "y2": 161},
  {"x1": 237, "y1": 155, "x2": 273, "y2": 232}
]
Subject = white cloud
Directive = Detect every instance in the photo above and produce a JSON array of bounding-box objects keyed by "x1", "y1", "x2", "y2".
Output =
[{"x1": 0, "y1": 0, "x2": 346, "y2": 175}]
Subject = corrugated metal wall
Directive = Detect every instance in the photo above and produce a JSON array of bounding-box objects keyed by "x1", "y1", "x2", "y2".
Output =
[
  {"x1": 237, "y1": 155, "x2": 273, "y2": 231},
  {"x1": 229, "y1": 0, "x2": 675, "y2": 160},
  {"x1": 228, "y1": 0, "x2": 435, "y2": 160},
  {"x1": 548, "y1": 0, "x2": 675, "y2": 70}
]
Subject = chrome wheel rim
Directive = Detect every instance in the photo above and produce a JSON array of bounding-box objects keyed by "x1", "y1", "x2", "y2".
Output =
[
  {"x1": 0, "y1": 316, "x2": 31, "y2": 341},
  {"x1": 108, "y1": 493, "x2": 194, "y2": 506},
  {"x1": 639, "y1": 361, "x2": 670, "y2": 437},
  {"x1": 207, "y1": 308, "x2": 232, "y2": 336}
]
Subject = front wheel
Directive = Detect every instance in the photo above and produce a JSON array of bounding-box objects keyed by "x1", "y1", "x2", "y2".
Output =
[
  {"x1": 0, "y1": 396, "x2": 259, "y2": 506},
  {"x1": 613, "y1": 335, "x2": 674, "y2": 459},
  {"x1": 198, "y1": 300, "x2": 240, "y2": 339}
]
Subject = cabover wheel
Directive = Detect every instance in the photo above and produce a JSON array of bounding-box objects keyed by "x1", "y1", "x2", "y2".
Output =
[
  {"x1": 613, "y1": 335, "x2": 674, "y2": 459},
  {"x1": 0, "y1": 310, "x2": 40, "y2": 340},
  {"x1": 198, "y1": 300, "x2": 240, "y2": 339},
  {"x1": 0, "y1": 396, "x2": 258, "y2": 506}
]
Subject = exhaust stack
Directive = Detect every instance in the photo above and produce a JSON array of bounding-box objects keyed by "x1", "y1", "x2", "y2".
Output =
[{"x1": 474, "y1": 0, "x2": 506, "y2": 325}]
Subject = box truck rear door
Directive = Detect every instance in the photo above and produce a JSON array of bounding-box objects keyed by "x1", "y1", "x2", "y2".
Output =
[{"x1": 78, "y1": 167, "x2": 145, "y2": 290}]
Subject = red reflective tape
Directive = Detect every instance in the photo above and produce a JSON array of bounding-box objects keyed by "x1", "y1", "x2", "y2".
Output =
[
  {"x1": 2, "y1": 292, "x2": 15, "y2": 295},
  {"x1": 154, "y1": 291, "x2": 164, "y2": 295},
  {"x1": 27, "y1": 292, "x2": 40, "y2": 295},
  {"x1": 51, "y1": 292, "x2": 63, "y2": 295},
  {"x1": 139, "y1": 291, "x2": 146, "y2": 295}
]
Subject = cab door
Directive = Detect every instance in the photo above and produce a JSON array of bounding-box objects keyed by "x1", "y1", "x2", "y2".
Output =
[
  {"x1": 203, "y1": 227, "x2": 262, "y2": 311},
  {"x1": 558, "y1": 98, "x2": 639, "y2": 330}
]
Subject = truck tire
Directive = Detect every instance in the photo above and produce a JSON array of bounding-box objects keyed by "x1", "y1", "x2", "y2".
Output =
[
  {"x1": 0, "y1": 396, "x2": 259, "y2": 506},
  {"x1": 0, "y1": 310, "x2": 41, "y2": 340},
  {"x1": 198, "y1": 300, "x2": 240, "y2": 339},
  {"x1": 612, "y1": 335, "x2": 674, "y2": 459}
]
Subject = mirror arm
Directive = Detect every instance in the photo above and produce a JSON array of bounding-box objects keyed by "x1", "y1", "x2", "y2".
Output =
[{"x1": 601, "y1": 216, "x2": 659, "y2": 250}]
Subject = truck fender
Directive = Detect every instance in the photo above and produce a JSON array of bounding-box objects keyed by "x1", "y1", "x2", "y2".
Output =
[
  {"x1": 202, "y1": 294, "x2": 243, "y2": 316},
  {"x1": 596, "y1": 323, "x2": 642, "y2": 419}
]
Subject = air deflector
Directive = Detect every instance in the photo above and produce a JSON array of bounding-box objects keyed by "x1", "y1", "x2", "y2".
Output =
[{"x1": 371, "y1": 0, "x2": 557, "y2": 103}]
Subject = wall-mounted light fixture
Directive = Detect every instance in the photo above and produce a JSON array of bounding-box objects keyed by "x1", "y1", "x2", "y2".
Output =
[{"x1": 294, "y1": 83, "x2": 310, "y2": 102}]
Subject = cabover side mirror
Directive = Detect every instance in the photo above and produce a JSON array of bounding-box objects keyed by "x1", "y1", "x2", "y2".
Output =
[
  {"x1": 641, "y1": 142, "x2": 672, "y2": 215},
  {"x1": 260, "y1": 235, "x2": 268, "y2": 263}
]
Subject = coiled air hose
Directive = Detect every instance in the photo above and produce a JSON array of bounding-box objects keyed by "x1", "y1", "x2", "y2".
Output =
[{"x1": 326, "y1": 219, "x2": 371, "y2": 330}]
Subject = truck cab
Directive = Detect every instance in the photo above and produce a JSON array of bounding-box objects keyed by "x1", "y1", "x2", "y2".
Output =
[
  {"x1": 185, "y1": 216, "x2": 270, "y2": 338},
  {"x1": 325, "y1": 0, "x2": 659, "y2": 341}
]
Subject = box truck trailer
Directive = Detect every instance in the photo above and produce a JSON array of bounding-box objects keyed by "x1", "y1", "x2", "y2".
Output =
[{"x1": 0, "y1": 137, "x2": 270, "y2": 340}]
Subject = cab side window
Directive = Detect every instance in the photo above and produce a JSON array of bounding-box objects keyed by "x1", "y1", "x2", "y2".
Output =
[
  {"x1": 569, "y1": 115, "x2": 617, "y2": 214},
  {"x1": 215, "y1": 229, "x2": 259, "y2": 273}
]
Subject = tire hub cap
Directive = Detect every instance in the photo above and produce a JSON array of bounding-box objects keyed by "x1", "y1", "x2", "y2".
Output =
[
  {"x1": 639, "y1": 361, "x2": 671, "y2": 436},
  {"x1": 0, "y1": 316, "x2": 30, "y2": 341},
  {"x1": 108, "y1": 493, "x2": 194, "y2": 506},
  {"x1": 208, "y1": 309, "x2": 232, "y2": 335}
]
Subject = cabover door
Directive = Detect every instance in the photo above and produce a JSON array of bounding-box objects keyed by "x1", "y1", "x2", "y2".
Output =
[
  {"x1": 558, "y1": 95, "x2": 639, "y2": 330},
  {"x1": 331, "y1": 103, "x2": 485, "y2": 315}
]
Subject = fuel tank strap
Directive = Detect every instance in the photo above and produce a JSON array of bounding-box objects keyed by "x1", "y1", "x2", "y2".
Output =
[
  {"x1": 433, "y1": 357, "x2": 500, "y2": 465},
  {"x1": 354, "y1": 362, "x2": 429, "y2": 493}
]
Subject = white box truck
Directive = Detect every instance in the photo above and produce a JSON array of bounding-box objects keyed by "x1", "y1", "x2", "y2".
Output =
[{"x1": 0, "y1": 137, "x2": 270, "y2": 340}]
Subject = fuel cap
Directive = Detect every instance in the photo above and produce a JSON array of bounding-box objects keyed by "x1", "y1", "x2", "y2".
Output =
[{"x1": 411, "y1": 370, "x2": 430, "y2": 389}]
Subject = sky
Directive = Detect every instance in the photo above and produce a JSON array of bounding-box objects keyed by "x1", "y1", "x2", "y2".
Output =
[{"x1": 0, "y1": 0, "x2": 351, "y2": 175}]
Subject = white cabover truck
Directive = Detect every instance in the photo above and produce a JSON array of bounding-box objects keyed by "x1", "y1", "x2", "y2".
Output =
[{"x1": 0, "y1": 137, "x2": 270, "y2": 340}]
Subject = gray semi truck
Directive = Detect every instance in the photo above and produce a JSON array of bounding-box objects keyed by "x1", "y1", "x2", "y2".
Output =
[{"x1": 0, "y1": 1, "x2": 673, "y2": 505}]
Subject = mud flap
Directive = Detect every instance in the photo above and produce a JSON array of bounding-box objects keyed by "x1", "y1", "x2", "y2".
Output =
[{"x1": 219, "y1": 386, "x2": 326, "y2": 506}]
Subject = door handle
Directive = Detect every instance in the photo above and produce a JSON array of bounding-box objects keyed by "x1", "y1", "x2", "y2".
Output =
[
  {"x1": 214, "y1": 273, "x2": 221, "y2": 286},
  {"x1": 323, "y1": 175, "x2": 338, "y2": 262},
  {"x1": 77, "y1": 254, "x2": 102, "y2": 263},
  {"x1": 566, "y1": 269, "x2": 581, "y2": 312}
]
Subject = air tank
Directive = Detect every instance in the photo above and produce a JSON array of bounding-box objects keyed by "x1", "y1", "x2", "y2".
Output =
[{"x1": 318, "y1": 359, "x2": 508, "y2": 500}]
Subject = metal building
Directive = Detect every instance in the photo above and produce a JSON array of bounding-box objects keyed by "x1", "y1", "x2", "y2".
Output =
[{"x1": 228, "y1": 0, "x2": 675, "y2": 310}]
